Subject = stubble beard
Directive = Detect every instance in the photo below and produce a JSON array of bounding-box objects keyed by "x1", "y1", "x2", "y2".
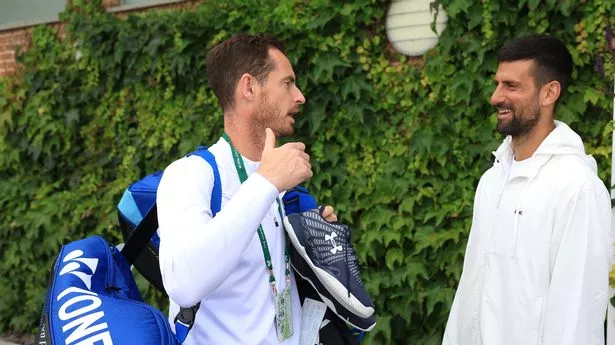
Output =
[
  {"x1": 254, "y1": 96, "x2": 294, "y2": 138},
  {"x1": 496, "y1": 100, "x2": 541, "y2": 138}
]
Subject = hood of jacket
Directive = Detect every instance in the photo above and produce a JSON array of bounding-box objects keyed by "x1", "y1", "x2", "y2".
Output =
[{"x1": 491, "y1": 120, "x2": 597, "y2": 179}]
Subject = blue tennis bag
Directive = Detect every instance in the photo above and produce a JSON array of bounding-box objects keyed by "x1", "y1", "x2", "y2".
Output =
[
  {"x1": 35, "y1": 147, "x2": 220, "y2": 345},
  {"x1": 35, "y1": 235, "x2": 178, "y2": 345}
]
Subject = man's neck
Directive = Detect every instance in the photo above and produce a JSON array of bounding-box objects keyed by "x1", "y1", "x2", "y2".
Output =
[
  {"x1": 511, "y1": 120, "x2": 555, "y2": 161},
  {"x1": 223, "y1": 114, "x2": 264, "y2": 161}
]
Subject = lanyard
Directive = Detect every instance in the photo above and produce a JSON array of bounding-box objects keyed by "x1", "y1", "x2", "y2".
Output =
[{"x1": 222, "y1": 133, "x2": 290, "y2": 296}]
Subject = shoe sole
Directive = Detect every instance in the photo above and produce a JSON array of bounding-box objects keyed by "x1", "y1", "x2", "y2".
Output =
[
  {"x1": 291, "y1": 257, "x2": 376, "y2": 332},
  {"x1": 283, "y1": 217, "x2": 375, "y2": 319}
]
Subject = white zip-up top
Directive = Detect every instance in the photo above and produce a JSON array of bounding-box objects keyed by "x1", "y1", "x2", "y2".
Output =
[
  {"x1": 443, "y1": 121, "x2": 612, "y2": 345},
  {"x1": 157, "y1": 138, "x2": 302, "y2": 345}
]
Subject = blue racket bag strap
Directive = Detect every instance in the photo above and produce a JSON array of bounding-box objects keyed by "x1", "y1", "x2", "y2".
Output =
[
  {"x1": 174, "y1": 146, "x2": 221, "y2": 343},
  {"x1": 188, "y1": 146, "x2": 222, "y2": 216},
  {"x1": 174, "y1": 303, "x2": 200, "y2": 343}
]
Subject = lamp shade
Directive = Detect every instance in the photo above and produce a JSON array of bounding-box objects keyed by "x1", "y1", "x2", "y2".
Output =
[{"x1": 385, "y1": 0, "x2": 448, "y2": 56}]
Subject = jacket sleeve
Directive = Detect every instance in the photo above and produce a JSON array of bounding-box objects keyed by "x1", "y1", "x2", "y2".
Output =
[
  {"x1": 157, "y1": 155, "x2": 279, "y2": 307},
  {"x1": 541, "y1": 183, "x2": 612, "y2": 345}
]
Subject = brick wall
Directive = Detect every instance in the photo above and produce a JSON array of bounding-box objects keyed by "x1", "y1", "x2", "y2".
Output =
[
  {"x1": 0, "y1": 28, "x2": 33, "y2": 77},
  {"x1": 0, "y1": 0, "x2": 201, "y2": 78}
]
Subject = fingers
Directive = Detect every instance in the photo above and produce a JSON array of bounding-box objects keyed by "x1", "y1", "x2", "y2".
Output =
[
  {"x1": 299, "y1": 151, "x2": 310, "y2": 162},
  {"x1": 264, "y1": 128, "x2": 276, "y2": 151},
  {"x1": 256, "y1": 133, "x2": 311, "y2": 192},
  {"x1": 282, "y1": 142, "x2": 309, "y2": 162},
  {"x1": 282, "y1": 142, "x2": 306, "y2": 151},
  {"x1": 321, "y1": 205, "x2": 333, "y2": 218},
  {"x1": 321, "y1": 205, "x2": 337, "y2": 222}
]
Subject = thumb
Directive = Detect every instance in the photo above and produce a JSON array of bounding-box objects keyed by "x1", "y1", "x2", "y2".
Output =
[{"x1": 264, "y1": 128, "x2": 276, "y2": 151}]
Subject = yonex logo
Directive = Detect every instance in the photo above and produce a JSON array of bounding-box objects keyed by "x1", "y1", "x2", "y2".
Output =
[
  {"x1": 59, "y1": 249, "x2": 99, "y2": 290},
  {"x1": 324, "y1": 231, "x2": 342, "y2": 255},
  {"x1": 56, "y1": 248, "x2": 113, "y2": 344}
]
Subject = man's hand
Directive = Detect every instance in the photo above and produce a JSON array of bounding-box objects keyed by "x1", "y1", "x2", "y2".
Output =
[
  {"x1": 320, "y1": 205, "x2": 337, "y2": 222},
  {"x1": 257, "y1": 128, "x2": 313, "y2": 192}
]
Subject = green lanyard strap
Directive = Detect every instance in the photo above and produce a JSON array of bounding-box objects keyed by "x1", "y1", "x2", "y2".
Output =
[{"x1": 222, "y1": 133, "x2": 290, "y2": 296}]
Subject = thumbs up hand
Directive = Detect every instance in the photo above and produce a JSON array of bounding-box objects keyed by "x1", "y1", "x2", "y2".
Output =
[{"x1": 257, "y1": 128, "x2": 312, "y2": 192}]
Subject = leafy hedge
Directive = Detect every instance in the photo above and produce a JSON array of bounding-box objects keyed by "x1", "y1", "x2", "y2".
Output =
[{"x1": 0, "y1": 0, "x2": 612, "y2": 344}]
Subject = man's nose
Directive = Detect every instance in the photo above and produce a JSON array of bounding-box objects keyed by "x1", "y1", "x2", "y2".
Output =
[
  {"x1": 490, "y1": 86, "x2": 503, "y2": 106},
  {"x1": 295, "y1": 87, "x2": 306, "y2": 105}
]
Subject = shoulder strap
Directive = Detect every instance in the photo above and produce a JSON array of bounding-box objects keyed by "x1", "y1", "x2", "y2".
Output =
[
  {"x1": 121, "y1": 146, "x2": 222, "y2": 264},
  {"x1": 187, "y1": 146, "x2": 222, "y2": 215},
  {"x1": 174, "y1": 146, "x2": 221, "y2": 343}
]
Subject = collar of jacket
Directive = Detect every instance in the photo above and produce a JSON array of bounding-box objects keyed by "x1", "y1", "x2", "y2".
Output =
[{"x1": 490, "y1": 120, "x2": 588, "y2": 181}]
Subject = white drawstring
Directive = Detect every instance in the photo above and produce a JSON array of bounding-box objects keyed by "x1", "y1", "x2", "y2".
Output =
[
  {"x1": 495, "y1": 157, "x2": 509, "y2": 209},
  {"x1": 509, "y1": 179, "x2": 531, "y2": 258}
]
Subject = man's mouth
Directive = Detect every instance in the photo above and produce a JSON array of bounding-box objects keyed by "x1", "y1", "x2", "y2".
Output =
[{"x1": 497, "y1": 107, "x2": 513, "y2": 119}]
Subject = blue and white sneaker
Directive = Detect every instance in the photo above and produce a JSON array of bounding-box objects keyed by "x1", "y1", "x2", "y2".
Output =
[
  {"x1": 282, "y1": 187, "x2": 376, "y2": 331},
  {"x1": 289, "y1": 234, "x2": 376, "y2": 332}
]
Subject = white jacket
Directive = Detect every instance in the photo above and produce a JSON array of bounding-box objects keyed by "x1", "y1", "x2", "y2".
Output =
[{"x1": 443, "y1": 121, "x2": 612, "y2": 345}]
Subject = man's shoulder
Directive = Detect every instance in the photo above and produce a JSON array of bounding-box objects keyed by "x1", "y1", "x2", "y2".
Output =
[
  {"x1": 544, "y1": 155, "x2": 605, "y2": 190},
  {"x1": 157, "y1": 156, "x2": 214, "y2": 196},
  {"x1": 477, "y1": 164, "x2": 500, "y2": 185},
  {"x1": 163, "y1": 138, "x2": 227, "y2": 174},
  {"x1": 535, "y1": 155, "x2": 609, "y2": 206}
]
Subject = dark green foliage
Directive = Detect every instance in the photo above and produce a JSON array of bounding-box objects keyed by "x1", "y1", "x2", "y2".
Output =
[{"x1": 0, "y1": 0, "x2": 612, "y2": 343}]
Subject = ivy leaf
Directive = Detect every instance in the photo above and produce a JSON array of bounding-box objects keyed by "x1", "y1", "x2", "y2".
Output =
[
  {"x1": 306, "y1": 12, "x2": 335, "y2": 29},
  {"x1": 341, "y1": 76, "x2": 370, "y2": 101},
  {"x1": 426, "y1": 286, "x2": 454, "y2": 316},
  {"x1": 383, "y1": 228, "x2": 401, "y2": 247},
  {"x1": 304, "y1": 95, "x2": 329, "y2": 135},
  {"x1": 385, "y1": 247, "x2": 404, "y2": 270},
  {"x1": 559, "y1": 0, "x2": 574, "y2": 16},
  {"x1": 445, "y1": 0, "x2": 473, "y2": 17},
  {"x1": 311, "y1": 54, "x2": 349, "y2": 83},
  {"x1": 582, "y1": 87, "x2": 603, "y2": 105},
  {"x1": 557, "y1": 104, "x2": 581, "y2": 125},
  {"x1": 340, "y1": 3, "x2": 357, "y2": 16},
  {"x1": 466, "y1": 8, "x2": 482, "y2": 29},
  {"x1": 528, "y1": 0, "x2": 540, "y2": 11},
  {"x1": 405, "y1": 261, "x2": 428, "y2": 289},
  {"x1": 0, "y1": 109, "x2": 12, "y2": 128}
]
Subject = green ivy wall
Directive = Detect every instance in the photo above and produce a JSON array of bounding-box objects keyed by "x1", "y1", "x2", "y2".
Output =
[{"x1": 0, "y1": 0, "x2": 612, "y2": 344}]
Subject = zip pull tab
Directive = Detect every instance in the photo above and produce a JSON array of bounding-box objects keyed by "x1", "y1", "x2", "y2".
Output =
[{"x1": 496, "y1": 191, "x2": 504, "y2": 208}]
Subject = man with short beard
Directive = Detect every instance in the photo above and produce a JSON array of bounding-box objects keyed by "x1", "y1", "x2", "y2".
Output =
[
  {"x1": 155, "y1": 34, "x2": 337, "y2": 344},
  {"x1": 442, "y1": 35, "x2": 611, "y2": 345}
]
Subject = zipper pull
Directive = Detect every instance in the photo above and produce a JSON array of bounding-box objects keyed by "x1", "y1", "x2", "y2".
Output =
[{"x1": 496, "y1": 191, "x2": 504, "y2": 208}]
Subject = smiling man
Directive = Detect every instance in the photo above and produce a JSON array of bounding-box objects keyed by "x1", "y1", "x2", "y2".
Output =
[{"x1": 442, "y1": 35, "x2": 612, "y2": 345}]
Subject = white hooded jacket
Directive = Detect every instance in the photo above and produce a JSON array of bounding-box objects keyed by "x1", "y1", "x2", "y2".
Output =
[{"x1": 443, "y1": 121, "x2": 612, "y2": 345}]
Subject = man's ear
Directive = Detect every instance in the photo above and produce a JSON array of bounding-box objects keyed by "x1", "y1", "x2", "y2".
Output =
[
  {"x1": 541, "y1": 80, "x2": 561, "y2": 107},
  {"x1": 237, "y1": 73, "x2": 257, "y2": 101}
]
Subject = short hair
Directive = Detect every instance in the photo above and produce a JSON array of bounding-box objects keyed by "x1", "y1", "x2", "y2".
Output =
[
  {"x1": 498, "y1": 34, "x2": 573, "y2": 103},
  {"x1": 206, "y1": 34, "x2": 286, "y2": 111}
]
